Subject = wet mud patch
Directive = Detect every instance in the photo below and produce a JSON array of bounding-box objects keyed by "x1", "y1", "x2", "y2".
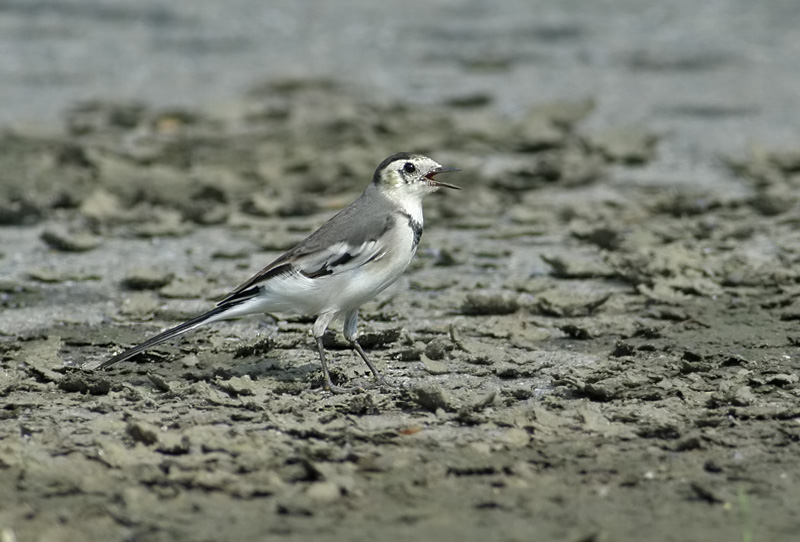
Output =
[{"x1": 1, "y1": 82, "x2": 800, "y2": 541}]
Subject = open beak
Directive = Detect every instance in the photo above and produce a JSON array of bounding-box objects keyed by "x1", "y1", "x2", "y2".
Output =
[{"x1": 425, "y1": 166, "x2": 461, "y2": 190}]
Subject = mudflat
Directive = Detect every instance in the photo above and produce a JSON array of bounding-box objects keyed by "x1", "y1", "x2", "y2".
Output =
[{"x1": 1, "y1": 83, "x2": 799, "y2": 541}]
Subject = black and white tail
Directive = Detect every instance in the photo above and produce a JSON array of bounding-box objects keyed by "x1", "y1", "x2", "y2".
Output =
[{"x1": 97, "y1": 305, "x2": 231, "y2": 369}]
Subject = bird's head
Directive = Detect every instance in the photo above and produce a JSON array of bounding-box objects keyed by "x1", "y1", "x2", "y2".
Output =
[{"x1": 372, "y1": 152, "x2": 460, "y2": 200}]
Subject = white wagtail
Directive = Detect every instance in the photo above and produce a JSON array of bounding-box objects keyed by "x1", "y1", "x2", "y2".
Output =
[{"x1": 97, "y1": 152, "x2": 460, "y2": 391}]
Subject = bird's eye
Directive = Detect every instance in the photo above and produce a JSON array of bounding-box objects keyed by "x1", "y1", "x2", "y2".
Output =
[{"x1": 403, "y1": 162, "x2": 416, "y2": 174}]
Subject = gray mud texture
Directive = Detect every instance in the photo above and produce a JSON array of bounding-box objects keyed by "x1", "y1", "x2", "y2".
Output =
[{"x1": 2, "y1": 83, "x2": 800, "y2": 541}]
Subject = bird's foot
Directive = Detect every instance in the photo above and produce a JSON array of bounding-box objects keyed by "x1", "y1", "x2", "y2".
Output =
[
  {"x1": 321, "y1": 373, "x2": 389, "y2": 394},
  {"x1": 323, "y1": 383, "x2": 356, "y2": 394}
]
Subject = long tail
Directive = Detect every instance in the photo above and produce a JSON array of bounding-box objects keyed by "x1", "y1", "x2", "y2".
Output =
[{"x1": 97, "y1": 305, "x2": 232, "y2": 369}]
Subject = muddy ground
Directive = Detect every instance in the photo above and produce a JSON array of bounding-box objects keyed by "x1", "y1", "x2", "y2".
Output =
[{"x1": 1, "y1": 81, "x2": 800, "y2": 542}]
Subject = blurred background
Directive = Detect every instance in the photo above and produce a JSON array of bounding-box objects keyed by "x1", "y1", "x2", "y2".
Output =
[{"x1": 3, "y1": 0, "x2": 799, "y2": 161}]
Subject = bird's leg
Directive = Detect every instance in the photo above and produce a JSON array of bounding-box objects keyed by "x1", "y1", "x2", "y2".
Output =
[
  {"x1": 314, "y1": 336, "x2": 341, "y2": 392},
  {"x1": 351, "y1": 340, "x2": 381, "y2": 379},
  {"x1": 313, "y1": 312, "x2": 348, "y2": 393},
  {"x1": 343, "y1": 309, "x2": 382, "y2": 381}
]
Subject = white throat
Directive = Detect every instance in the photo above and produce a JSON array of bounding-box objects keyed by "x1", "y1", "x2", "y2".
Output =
[{"x1": 383, "y1": 185, "x2": 425, "y2": 225}]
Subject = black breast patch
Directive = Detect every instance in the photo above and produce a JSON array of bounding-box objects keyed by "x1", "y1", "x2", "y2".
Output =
[{"x1": 400, "y1": 212, "x2": 423, "y2": 249}]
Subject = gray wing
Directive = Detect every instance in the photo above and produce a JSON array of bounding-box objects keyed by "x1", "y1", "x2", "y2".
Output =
[{"x1": 219, "y1": 192, "x2": 395, "y2": 304}]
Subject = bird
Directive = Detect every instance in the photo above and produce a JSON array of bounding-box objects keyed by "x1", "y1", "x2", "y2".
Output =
[{"x1": 96, "y1": 152, "x2": 460, "y2": 392}]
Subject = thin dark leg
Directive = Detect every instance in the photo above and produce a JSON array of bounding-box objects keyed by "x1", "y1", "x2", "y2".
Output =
[
  {"x1": 315, "y1": 336, "x2": 342, "y2": 392},
  {"x1": 350, "y1": 340, "x2": 382, "y2": 380}
]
